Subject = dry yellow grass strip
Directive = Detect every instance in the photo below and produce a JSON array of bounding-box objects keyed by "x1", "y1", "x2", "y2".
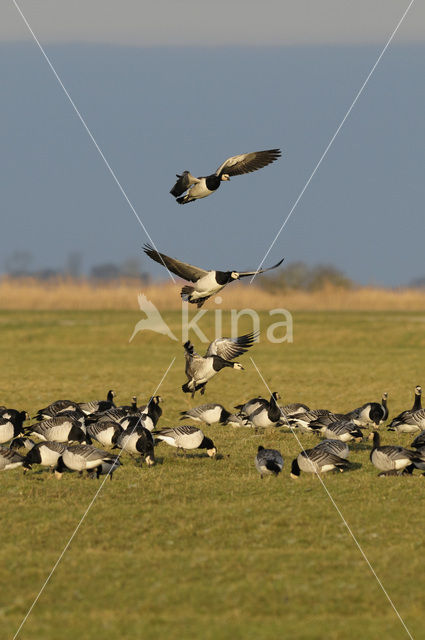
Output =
[{"x1": 1, "y1": 276, "x2": 425, "y2": 311}]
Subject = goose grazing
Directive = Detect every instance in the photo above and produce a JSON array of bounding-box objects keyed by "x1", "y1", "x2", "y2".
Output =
[
  {"x1": 0, "y1": 445, "x2": 24, "y2": 471},
  {"x1": 368, "y1": 431, "x2": 424, "y2": 476},
  {"x1": 34, "y1": 400, "x2": 80, "y2": 421},
  {"x1": 255, "y1": 446, "x2": 283, "y2": 478},
  {"x1": 143, "y1": 244, "x2": 283, "y2": 308},
  {"x1": 245, "y1": 392, "x2": 282, "y2": 428},
  {"x1": 286, "y1": 409, "x2": 334, "y2": 433},
  {"x1": 87, "y1": 421, "x2": 123, "y2": 447},
  {"x1": 56, "y1": 445, "x2": 121, "y2": 479},
  {"x1": 290, "y1": 446, "x2": 351, "y2": 478},
  {"x1": 155, "y1": 426, "x2": 217, "y2": 457},
  {"x1": 346, "y1": 392, "x2": 389, "y2": 426},
  {"x1": 224, "y1": 413, "x2": 253, "y2": 428},
  {"x1": 387, "y1": 408, "x2": 425, "y2": 434},
  {"x1": 27, "y1": 416, "x2": 89, "y2": 444},
  {"x1": 180, "y1": 404, "x2": 231, "y2": 427},
  {"x1": 23, "y1": 441, "x2": 66, "y2": 472},
  {"x1": 314, "y1": 439, "x2": 350, "y2": 459},
  {"x1": 112, "y1": 426, "x2": 155, "y2": 466},
  {"x1": 182, "y1": 332, "x2": 257, "y2": 396},
  {"x1": 78, "y1": 390, "x2": 116, "y2": 415},
  {"x1": 170, "y1": 148, "x2": 281, "y2": 205},
  {"x1": 0, "y1": 411, "x2": 29, "y2": 444},
  {"x1": 323, "y1": 419, "x2": 363, "y2": 443}
]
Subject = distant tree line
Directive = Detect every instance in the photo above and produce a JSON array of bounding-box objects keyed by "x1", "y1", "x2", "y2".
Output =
[{"x1": 259, "y1": 262, "x2": 354, "y2": 292}]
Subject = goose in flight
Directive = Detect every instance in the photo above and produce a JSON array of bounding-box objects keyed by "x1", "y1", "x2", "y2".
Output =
[
  {"x1": 182, "y1": 331, "x2": 258, "y2": 396},
  {"x1": 143, "y1": 244, "x2": 283, "y2": 308},
  {"x1": 170, "y1": 148, "x2": 281, "y2": 204}
]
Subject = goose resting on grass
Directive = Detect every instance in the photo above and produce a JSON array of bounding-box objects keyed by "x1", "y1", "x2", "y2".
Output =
[
  {"x1": 368, "y1": 431, "x2": 424, "y2": 476},
  {"x1": 182, "y1": 332, "x2": 258, "y2": 396},
  {"x1": 346, "y1": 393, "x2": 388, "y2": 426},
  {"x1": 255, "y1": 446, "x2": 283, "y2": 478},
  {"x1": 143, "y1": 244, "x2": 283, "y2": 308},
  {"x1": 290, "y1": 446, "x2": 351, "y2": 478},
  {"x1": 56, "y1": 445, "x2": 121, "y2": 479},
  {"x1": 170, "y1": 148, "x2": 281, "y2": 204}
]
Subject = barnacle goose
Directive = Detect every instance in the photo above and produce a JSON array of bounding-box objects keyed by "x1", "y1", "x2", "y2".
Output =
[
  {"x1": 368, "y1": 431, "x2": 424, "y2": 476},
  {"x1": 143, "y1": 244, "x2": 283, "y2": 308},
  {"x1": 410, "y1": 430, "x2": 425, "y2": 450},
  {"x1": 255, "y1": 446, "x2": 283, "y2": 478},
  {"x1": 56, "y1": 445, "x2": 121, "y2": 478},
  {"x1": 286, "y1": 409, "x2": 334, "y2": 433},
  {"x1": 23, "y1": 441, "x2": 66, "y2": 472},
  {"x1": 180, "y1": 404, "x2": 231, "y2": 427},
  {"x1": 87, "y1": 421, "x2": 123, "y2": 447},
  {"x1": 346, "y1": 393, "x2": 388, "y2": 426},
  {"x1": 182, "y1": 332, "x2": 258, "y2": 396},
  {"x1": 170, "y1": 148, "x2": 281, "y2": 204},
  {"x1": 120, "y1": 396, "x2": 163, "y2": 432},
  {"x1": 314, "y1": 439, "x2": 350, "y2": 459},
  {"x1": 154, "y1": 426, "x2": 217, "y2": 457},
  {"x1": 244, "y1": 392, "x2": 282, "y2": 428},
  {"x1": 0, "y1": 445, "x2": 24, "y2": 471},
  {"x1": 0, "y1": 411, "x2": 29, "y2": 444},
  {"x1": 323, "y1": 419, "x2": 363, "y2": 443},
  {"x1": 387, "y1": 409, "x2": 425, "y2": 434},
  {"x1": 290, "y1": 446, "x2": 350, "y2": 478},
  {"x1": 27, "y1": 416, "x2": 89, "y2": 444},
  {"x1": 224, "y1": 413, "x2": 253, "y2": 428},
  {"x1": 34, "y1": 400, "x2": 80, "y2": 421},
  {"x1": 78, "y1": 390, "x2": 116, "y2": 415},
  {"x1": 112, "y1": 426, "x2": 155, "y2": 466},
  {"x1": 386, "y1": 385, "x2": 422, "y2": 431}
]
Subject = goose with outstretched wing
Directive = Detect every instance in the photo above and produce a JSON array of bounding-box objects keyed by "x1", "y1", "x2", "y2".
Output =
[{"x1": 143, "y1": 244, "x2": 283, "y2": 308}]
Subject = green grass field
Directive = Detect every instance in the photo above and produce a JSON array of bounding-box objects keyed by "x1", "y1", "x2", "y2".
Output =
[{"x1": 1, "y1": 310, "x2": 425, "y2": 639}]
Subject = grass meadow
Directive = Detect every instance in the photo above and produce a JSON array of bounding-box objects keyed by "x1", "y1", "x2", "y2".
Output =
[{"x1": 1, "y1": 308, "x2": 425, "y2": 639}]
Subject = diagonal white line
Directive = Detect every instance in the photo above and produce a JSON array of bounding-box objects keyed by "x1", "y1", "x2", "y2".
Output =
[
  {"x1": 12, "y1": 0, "x2": 176, "y2": 284},
  {"x1": 249, "y1": 356, "x2": 414, "y2": 639},
  {"x1": 11, "y1": 356, "x2": 176, "y2": 640},
  {"x1": 250, "y1": 0, "x2": 416, "y2": 283}
]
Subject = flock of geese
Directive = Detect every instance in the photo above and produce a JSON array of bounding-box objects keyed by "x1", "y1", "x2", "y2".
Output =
[{"x1": 1, "y1": 384, "x2": 425, "y2": 480}]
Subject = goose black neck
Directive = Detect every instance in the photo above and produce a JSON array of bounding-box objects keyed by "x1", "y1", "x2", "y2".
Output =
[{"x1": 215, "y1": 271, "x2": 234, "y2": 285}]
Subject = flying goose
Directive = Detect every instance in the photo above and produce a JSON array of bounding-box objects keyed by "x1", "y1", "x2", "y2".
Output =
[
  {"x1": 368, "y1": 431, "x2": 424, "y2": 476},
  {"x1": 143, "y1": 244, "x2": 283, "y2": 308},
  {"x1": 255, "y1": 446, "x2": 284, "y2": 478},
  {"x1": 0, "y1": 411, "x2": 29, "y2": 444},
  {"x1": 323, "y1": 419, "x2": 363, "y2": 443},
  {"x1": 27, "y1": 416, "x2": 89, "y2": 444},
  {"x1": 290, "y1": 446, "x2": 350, "y2": 478},
  {"x1": 170, "y1": 148, "x2": 281, "y2": 204},
  {"x1": 112, "y1": 426, "x2": 155, "y2": 466},
  {"x1": 0, "y1": 445, "x2": 24, "y2": 471},
  {"x1": 23, "y1": 441, "x2": 67, "y2": 472},
  {"x1": 78, "y1": 390, "x2": 116, "y2": 415},
  {"x1": 346, "y1": 393, "x2": 389, "y2": 426},
  {"x1": 154, "y1": 426, "x2": 217, "y2": 457},
  {"x1": 245, "y1": 392, "x2": 282, "y2": 428},
  {"x1": 182, "y1": 332, "x2": 258, "y2": 396},
  {"x1": 56, "y1": 445, "x2": 121, "y2": 478},
  {"x1": 180, "y1": 404, "x2": 231, "y2": 427},
  {"x1": 387, "y1": 408, "x2": 425, "y2": 434}
]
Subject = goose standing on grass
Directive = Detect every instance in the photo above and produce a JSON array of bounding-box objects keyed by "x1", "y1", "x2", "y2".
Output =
[
  {"x1": 112, "y1": 426, "x2": 155, "y2": 466},
  {"x1": 314, "y1": 439, "x2": 350, "y2": 459},
  {"x1": 143, "y1": 244, "x2": 283, "y2": 308},
  {"x1": 387, "y1": 409, "x2": 425, "y2": 434},
  {"x1": 22, "y1": 441, "x2": 66, "y2": 472},
  {"x1": 155, "y1": 426, "x2": 217, "y2": 457},
  {"x1": 170, "y1": 148, "x2": 281, "y2": 205},
  {"x1": 56, "y1": 445, "x2": 121, "y2": 479},
  {"x1": 78, "y1": 390, "x2": 115, "y2": 415},
  {"x1": 0, "y1": 411, "x2": 29, "y2": 444},
  {"x1": 368, "y1": 431, "x2": 424, "y2": 476},
  {"x1": 182, "y1": 332, "x2": 258, "y2": 396},
  {"x1": 290, "y1": 446, "x2": 351, "y2": 478},
  {"x1": 255, "y1": 446, "x2": 283, "y2": 478},
  {"x1": 387, "y1": 385, "x2": 421, "y2": 430},
  {"x1": 87, "y1": 421, "x2": 123, "y2": 447},
  {"x1": 0, "y1": 445, "x2": 24, "y2": 471},
  {"x1": 180, "y1": 404, "x2": 231, "y2": 427},
  {"x1": 346, "y1": 393, "x2": 389, "y2": 426},
  {"x1": 27, "y1": 416, "x2": 89, "y2": 444}
]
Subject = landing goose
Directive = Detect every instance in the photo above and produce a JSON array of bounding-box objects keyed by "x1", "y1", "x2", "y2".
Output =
[
  {"x1": 290, "y1": 447, "x2": 350, "y2": 478},
  {"x1": 245, "y1": 392, "x2": 281, "y2": 428},
  {"x1": 323, "y1": 419, "x2": 363, "y2": 443},
  {"x1": 87, "y1": 421, "x2": 123, "y2": 447},
  {"x1": 0, "y1": 411, "x2": 29, "y2": 444},
  {"x1": 23, "y1": 441, "x2": 66, "y2": 471},
  {"x1": 78, "y1": 390, "x2": 115, "y2": 415},
  {"x1": 387, "y1": 408, "x2": 425, "y2": 434},
  {"x1": 27, "y1": 416, "x2": 89, "y2": 444},
  {"x1": 255, "y1": 446, "x2": 283, "y2": 478},
  {"x1": 182, "y1": 332, "x2": 257, "y2": 396},
  {"x1": 346, "y1": 393, "x2": 388, "y2": 426},
  {"x1": 368, "y1": 431, "x2": 423, "y2": 476},
  {"x1": 154, "y1": 426, "x2": 217, "y2": 457},
  {"x1": 113, "y1": 426, "x2": 155, "y2": 466},
  {"x1": 170, "y1": 148, "x2": 281, "y2": 204},
  {"x1": 180, "y1": 404, "x2": 231, "y2": 426},
  {"x1": 57, "y1": 445, "x2": 121, "y2": 478},
  {"x1": 143, "y1": 244, "x2": 283, "y2": 308},
  {"x1": 0, "y1": 445, "x2": 24, "y2": 471}
]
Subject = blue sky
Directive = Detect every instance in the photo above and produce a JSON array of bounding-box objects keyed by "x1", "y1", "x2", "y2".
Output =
[{"x1": 1, "y1": 2, "x2": 424, "y2": 286}]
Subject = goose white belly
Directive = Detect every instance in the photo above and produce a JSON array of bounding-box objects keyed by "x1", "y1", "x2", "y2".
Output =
[
  {"x1": 90, "y1": 426, "x2": 117, "y2": 446},
  {"x1": 193, "y1": 272, "x2": 224, "y2": 297},
  {"x1": 249, "y1": 410, "x2": 276, "y2": 428},
  {"x1": 187, "y1": 359, "x2": 215, "y2": 385},
  {"x1": 62, "y1": 449, "x2": 100, "y2": 471},
  {"x1": 39, "y1": 443, "x2": 65, "y2": 466},
  {"x1": 187, "y1": 178, "x2": 214, "y2": 199},
  {"x1": 0, "y1": 422, "x2": 14, "y2": 444}
]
